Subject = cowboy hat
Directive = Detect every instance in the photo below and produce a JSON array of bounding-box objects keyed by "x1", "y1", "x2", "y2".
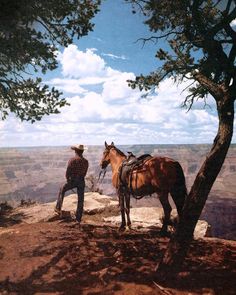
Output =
[{"x1": 71, "y1": 144, "x2": 86, "y2": 151}]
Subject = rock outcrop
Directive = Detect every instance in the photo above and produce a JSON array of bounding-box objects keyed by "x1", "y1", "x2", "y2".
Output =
[
  {"x1": 104, "y1": 207, "x2": 210, "y2": 239},
  {"x1": 9, "y1": 192, "x2": 118, "y2": 224},
  {"x1": 6, "y1": 192, "x2": 210, "y2": 239}
]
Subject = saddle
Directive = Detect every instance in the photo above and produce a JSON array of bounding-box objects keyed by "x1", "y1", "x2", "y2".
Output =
[{"x1": 119, "y1": 152, "x2": 152, "y2": 195}]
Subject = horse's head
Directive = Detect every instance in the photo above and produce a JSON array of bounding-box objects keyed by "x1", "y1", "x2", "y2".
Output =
[{"x1": 100, "y1": 141, "x2": 115, "y2": 169}]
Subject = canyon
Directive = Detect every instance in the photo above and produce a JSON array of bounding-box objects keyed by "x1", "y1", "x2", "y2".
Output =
[{"x1": 0, "y1": 144, "x2": 235, "y2": 240}]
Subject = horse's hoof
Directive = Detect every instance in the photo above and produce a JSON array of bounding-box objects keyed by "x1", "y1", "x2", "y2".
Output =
[
  {"x1": 119, "y1": 226, "x2": 126, "y2": 232},
  {"x1": 159, "y1": 229, "x2": 170, "y2": 237}
]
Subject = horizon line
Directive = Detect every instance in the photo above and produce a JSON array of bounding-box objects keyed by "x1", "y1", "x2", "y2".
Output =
[{"x1": 0, "y1": 143, "x2": 236, "y2": 149}]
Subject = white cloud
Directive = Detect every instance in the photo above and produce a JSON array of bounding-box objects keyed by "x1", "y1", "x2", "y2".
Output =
[
  {"x1": 57, "y1": 45, "x2": 106, "y2": 78},
  {"x1": 102, "y1": 72, "x2": 136, "y2": 103},
  {"x1": 48, "y1": 78, "x2": 87, "y2": 94},
  {"x1": 230, "y1": 19, "x2": 236, "y2": 28},
  {"x1": 1, "y1": 45, "x2": 235, "y2": 147},
  {"x1": 102, "y1": 53, "x2": 127, "y2": 60}
]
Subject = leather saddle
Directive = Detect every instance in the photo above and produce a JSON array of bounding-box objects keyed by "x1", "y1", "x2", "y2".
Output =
[{"x1": 119, "y1": 152, "x2": 152, "y2": 193}]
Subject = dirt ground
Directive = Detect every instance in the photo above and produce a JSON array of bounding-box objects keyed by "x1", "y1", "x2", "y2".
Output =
[{"x1": 0, "y1": 210, "x2": 235, "y2": 295}]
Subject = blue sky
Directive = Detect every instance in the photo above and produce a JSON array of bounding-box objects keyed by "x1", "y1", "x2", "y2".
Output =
[{"x1": 0, "y1": 0, "x2": 235, "y2": 147}]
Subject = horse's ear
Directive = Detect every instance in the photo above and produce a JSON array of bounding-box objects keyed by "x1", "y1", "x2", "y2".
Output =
[
  {"x1": 105, "y1": 141, "x2": 108, "y2": 148},
  {"x1": 111, "y1": 141, "x2": 114, "y2": 146}
]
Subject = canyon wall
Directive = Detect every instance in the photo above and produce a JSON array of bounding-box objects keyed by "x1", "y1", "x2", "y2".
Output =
[{"x1": 0, "y1": 144, "x2": 235, "y2": 239}]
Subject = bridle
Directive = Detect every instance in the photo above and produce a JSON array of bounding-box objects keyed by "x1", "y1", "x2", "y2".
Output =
[
  {"x1": 98, "y1": 145, "x2": 126, "y2": 185},
  {"x1": 97, "y1": 146, "x2": 111, "y2": 184}
]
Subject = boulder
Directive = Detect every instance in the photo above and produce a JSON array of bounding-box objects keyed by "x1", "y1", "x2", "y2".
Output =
[
  {"x1": 104, "y1": 207, "x2": 210, "y2": 239},
  {"x1": 9, "y1": 192, "x2": 118, "y2": 224}
]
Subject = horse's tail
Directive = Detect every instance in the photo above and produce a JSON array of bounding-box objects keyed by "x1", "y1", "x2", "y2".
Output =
[{"x1": 171, "y1": 161, "x2": 187, "y2": 217}]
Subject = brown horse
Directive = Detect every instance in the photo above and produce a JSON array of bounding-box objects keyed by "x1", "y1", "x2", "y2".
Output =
[{"x1": 100, "y1": 142, "x2": 187, "y2": 234}]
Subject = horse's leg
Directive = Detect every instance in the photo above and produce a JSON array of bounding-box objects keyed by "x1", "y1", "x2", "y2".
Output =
[
  {"x1": 171, "y1": 161, "x2": 187, "y2": 220},
  {"x1": 125, "y1": 193, "x2": 131, "y2": 228},
  {"x1": 171, "y1": 190, "x2": 185, "y2": 219},
  {"x1": 119, "y1": 193, "x2": 126, "y2": 231},
  {"x1": 159, "y1": 192, "x2": 171, "y2": 236}
]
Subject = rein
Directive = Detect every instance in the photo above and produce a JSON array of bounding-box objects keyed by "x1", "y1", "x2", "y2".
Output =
[
  {"x1": 95, "y1": 168, "x2": 107, "y2": 192},
  {"x1": 69, "y1": 169, "x2": 107, "y2": 194},
  {"x1": 98, "y1": 168, "x2": 107, "y2": 184}
]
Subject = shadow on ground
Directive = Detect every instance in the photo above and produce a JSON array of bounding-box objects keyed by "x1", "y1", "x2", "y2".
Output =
[
  {"x1": 0, "y1": 206, "x2": 25, "y2": 227},
  {"x1": 0, "y1": 220, "x2": 235, "y2": 295}
]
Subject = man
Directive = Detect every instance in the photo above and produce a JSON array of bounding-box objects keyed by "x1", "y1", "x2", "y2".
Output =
[{"x1": 55, "y1": 144, "x2": 89, "y2": 223}]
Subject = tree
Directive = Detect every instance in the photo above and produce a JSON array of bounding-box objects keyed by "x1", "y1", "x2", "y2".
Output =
[
  {"x1": 126, "y1": 0, "x2": 236, "y2": 273},
  {"x1": 0, "y1": 0, "x2": 100, "y2": 122}
]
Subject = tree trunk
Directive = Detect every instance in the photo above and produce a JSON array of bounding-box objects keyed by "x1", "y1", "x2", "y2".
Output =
[{"x1": 157, "y1": 95, "x2": 235, "y2": 273}]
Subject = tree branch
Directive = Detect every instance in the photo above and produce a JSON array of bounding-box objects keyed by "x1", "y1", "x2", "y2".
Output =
[
  {"x1": 210, "y1": 6, "x2": 236, "y2": 37},
  {"x1": 135, "y1": 31, "x2": 182, "y2": 45},
  {"x1": 36, "y1": 18, "x2": 59, "y2": 44},
  {"x1": 225, "y1": 0, "x2": 233, "y2": 15},
  {"x1": 193, "y1": 72, "x2": 223, "y2": 99}
]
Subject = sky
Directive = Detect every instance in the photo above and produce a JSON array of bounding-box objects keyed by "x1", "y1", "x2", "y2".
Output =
[{"x1": 1, "y1": 0, "x2": 235, "y2": 147}]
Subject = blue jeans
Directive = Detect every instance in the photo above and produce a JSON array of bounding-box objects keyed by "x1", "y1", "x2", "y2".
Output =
[{"x1": 56, "y1": 179, "x2": 85, "y2": 222}]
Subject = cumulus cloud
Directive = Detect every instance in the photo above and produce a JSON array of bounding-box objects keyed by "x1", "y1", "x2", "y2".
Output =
[
  {"x1": 57, "y1": 45, "x2": 106, "y2": 78},
  {"x1": 1, "y1": 44, "x2": 235, "y2": 147},
  {"x1": 48, "y1": 78, "x2": 87, "y2": 94},
  {"x1": 102, "y1": 72, "x2": 137, "y2": 103}
]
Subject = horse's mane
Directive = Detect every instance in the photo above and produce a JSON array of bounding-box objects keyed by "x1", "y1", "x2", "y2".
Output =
[{"x1": 112, "y1": 145, "x2": 126, "y2": 157}]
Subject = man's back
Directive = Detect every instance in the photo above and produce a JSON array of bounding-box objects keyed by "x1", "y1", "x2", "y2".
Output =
[
  {"x1": 55, "y1": 144, "x2": 89, "y2": 222},
  {"x1": 66, "y1": 155, "x2": 89, "y2": 180}
]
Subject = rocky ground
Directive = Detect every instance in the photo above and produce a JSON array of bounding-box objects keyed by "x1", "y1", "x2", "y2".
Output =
[{"x1": 0, "y1": 193, "x2": 235, "y2": 294}]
